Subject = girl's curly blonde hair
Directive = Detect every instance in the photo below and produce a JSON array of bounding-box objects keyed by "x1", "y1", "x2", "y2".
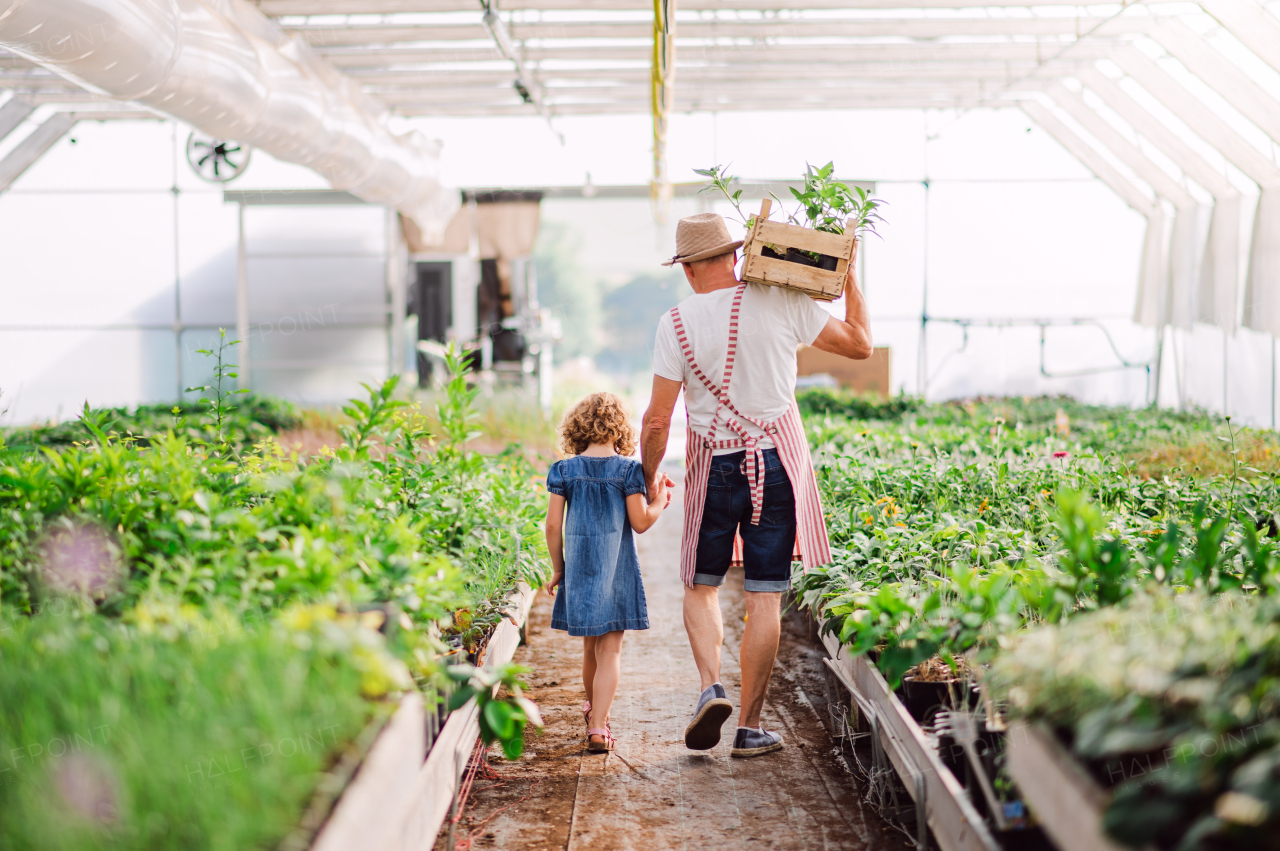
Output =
[{"x1": 557, "y1": 392, "x2": 637, "y2": 456}]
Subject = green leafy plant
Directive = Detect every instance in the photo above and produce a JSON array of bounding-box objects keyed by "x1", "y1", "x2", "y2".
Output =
[
  {"x1": 445, "y1": 663, "x2": 543, "y2": 759},
  {"x1": 184, "y1": 329, "x2": 250, "y2": 454},
  {"x1": 694, "y1": 162, "x2": 886, "y2": 239}
]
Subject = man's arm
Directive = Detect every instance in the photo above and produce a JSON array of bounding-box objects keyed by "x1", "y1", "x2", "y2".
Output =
[
  {"x1": 641, "y1": 374, "x2": 683, "y2": 502},
  {"x1": 811, "y1": 251, "x2": 873, "y2": 360}
]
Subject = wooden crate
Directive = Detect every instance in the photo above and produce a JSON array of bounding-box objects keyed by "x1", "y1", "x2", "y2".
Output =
[{"x1": 741, "y1": 199, "x2": 856, "y2": 301}]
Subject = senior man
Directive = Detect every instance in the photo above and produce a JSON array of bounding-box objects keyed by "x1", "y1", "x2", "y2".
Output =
[{"x1": 641, "y1": 213, "x2": 872, "y2": 757}]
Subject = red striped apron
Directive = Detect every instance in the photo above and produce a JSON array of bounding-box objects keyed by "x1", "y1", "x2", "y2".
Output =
[{"x1": 671, "y1": 283, "x2": 832, "y2": 588}]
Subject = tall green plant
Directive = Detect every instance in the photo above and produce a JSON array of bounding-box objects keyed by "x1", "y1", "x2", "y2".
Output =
[{"x1": 185, "y1": 329, "x2": 249, "y2": 454}]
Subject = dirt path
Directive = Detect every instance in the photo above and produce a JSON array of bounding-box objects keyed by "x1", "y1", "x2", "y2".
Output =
[{"x1": 437, "y1": 471, "x2": 911, "y2": 851}]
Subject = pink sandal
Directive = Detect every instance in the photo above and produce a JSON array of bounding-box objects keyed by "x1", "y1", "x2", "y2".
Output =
[
  {"x1": 582, "y1": 701, "x2": 592, "y2": 728},
  {"x1": 586, "y1": 724, "x2": 615, "y2": 753}
]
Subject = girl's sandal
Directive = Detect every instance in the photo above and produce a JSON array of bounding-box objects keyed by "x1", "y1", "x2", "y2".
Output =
[
  {"x1": 586, "y1": 726, "x2": 615, "y2": 753},
  {"x1": 582, "y1": 701, "x2": 591, "y2": 728}
]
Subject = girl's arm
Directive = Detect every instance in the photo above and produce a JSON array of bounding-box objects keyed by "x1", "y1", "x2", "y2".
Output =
[
  {"x1": 544, "y1": 494, "x2": 566, "y2": 595},
  {"x1": 626, "y1": 473, "x2": 673, "y2": 534}
]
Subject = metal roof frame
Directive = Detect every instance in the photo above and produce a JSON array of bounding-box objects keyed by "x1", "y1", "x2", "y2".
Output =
[{"x1": 7, "y1": 0, "x2": 1280, "y2": 333}]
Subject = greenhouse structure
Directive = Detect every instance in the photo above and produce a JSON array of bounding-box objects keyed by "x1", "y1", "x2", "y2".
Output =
[{"x1": 5, "y1": 0, "x2": 1280, "y2": 849}]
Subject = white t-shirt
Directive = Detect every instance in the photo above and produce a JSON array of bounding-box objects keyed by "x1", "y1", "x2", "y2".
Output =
[{"x1": 653, "y1": 283, "x2": 831, "y2": 455}]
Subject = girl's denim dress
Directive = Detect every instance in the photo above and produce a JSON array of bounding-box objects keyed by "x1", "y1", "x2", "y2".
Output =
[{"x1": 547, "y1": 455, "x2": 650, "y2": 636}]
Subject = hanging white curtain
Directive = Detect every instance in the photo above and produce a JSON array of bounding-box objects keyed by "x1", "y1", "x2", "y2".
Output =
[
  {"x1": 1166, "y1": 206, "x2": 1201, "y2": 328},
  {"x1": 1134, "y1": 206, "x2": 1170, "y2": 327},
  {"x1": 1243, "y1": 188, "x2": 1280, "y2": 336},
  {"x1": 1198, "y1": 196, "x2": 1242, "y2": 330}
]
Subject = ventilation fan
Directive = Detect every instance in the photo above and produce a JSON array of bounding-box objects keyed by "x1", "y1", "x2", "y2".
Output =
[{"x1": 186, "y1": 132, "x2": 251, "y2": 183}]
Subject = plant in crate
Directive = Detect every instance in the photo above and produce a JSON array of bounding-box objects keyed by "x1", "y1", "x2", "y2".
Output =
[{"x1": 695, "y1": 162, "x2": 885, "y2": 300}]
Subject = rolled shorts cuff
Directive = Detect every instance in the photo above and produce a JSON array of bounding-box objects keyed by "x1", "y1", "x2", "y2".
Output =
[
  {"x1": 743, "y1": 579, "x2": 792, "y2": 593},
  {"x1": 692, "y1": 572, "x2": 727, "y2": 587}
]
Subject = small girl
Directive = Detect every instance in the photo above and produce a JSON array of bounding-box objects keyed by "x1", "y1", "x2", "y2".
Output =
[{"x1": 544, "y1": 392, "x2": 672, "y2": 753}]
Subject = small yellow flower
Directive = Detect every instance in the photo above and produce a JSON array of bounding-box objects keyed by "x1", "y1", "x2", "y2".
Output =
[{"x1": 979, "y1": 498, "x2": 989, "y2": 513}]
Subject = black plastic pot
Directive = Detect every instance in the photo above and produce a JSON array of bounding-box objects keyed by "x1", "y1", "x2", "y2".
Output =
[
  {"x1": 761, "y1": 245, "x2": 839, "y2": 271},
  {"x1": 899, "y1": 676, "x2": 977, "y2": 725}
]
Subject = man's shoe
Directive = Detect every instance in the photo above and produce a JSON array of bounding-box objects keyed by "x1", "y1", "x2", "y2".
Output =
[
  {"x1": 731, "y1": 726, "x2": 783, "y2": 758},
  {"x1": 684, "y1": 684, "x2": 733, "y2": 750}
]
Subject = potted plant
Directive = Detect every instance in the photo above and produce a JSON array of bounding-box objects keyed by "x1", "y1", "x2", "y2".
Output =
[{"x1": 695, "y1": 162, "x2": 885, "y2": 299}]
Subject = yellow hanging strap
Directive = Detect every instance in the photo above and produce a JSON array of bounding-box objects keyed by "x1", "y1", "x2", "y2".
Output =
[{"x1": 651, "y1": 0, "x2": 675, "y2": 223}]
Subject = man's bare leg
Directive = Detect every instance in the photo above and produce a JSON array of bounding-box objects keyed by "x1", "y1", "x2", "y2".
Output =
[
  {"x1": 738, "y1": 591, "x2": 782, "y2": 728},
  {"x1": 683, "y1": 583, "x2": 723, "y2": 689}
]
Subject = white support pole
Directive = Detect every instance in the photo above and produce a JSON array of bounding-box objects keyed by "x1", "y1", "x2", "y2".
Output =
[
  {"x1": 386, "y1": 208, "x2": 407, "y2": 381},
  {"x1": 236, "y1": 201, "x2": 251, "y2": 391}
]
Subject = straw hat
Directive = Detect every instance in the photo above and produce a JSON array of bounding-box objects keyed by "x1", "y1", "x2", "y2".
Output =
[{"x1": 661, "y1": 213, "x2": 743, "y2": 266}]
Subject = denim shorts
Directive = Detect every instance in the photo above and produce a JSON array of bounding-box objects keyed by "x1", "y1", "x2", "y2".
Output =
[{"x1": 693, "y1": 448, "x2": 797, "y2": 593}]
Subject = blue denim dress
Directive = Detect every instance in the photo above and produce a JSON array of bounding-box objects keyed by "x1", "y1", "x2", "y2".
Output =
[{"x1": 547, "y1": 455, "x2": 650, "y2": 636}]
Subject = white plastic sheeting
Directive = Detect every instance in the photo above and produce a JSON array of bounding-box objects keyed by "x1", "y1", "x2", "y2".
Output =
[
  {"x1": 1243, "y1": 192, "x2": 1280, "y2": 337},
  {"x1": 1112, "y1": 46, "x2": 1280, "y2": 338},
  {"x1": 1047, "y1": 84, "x2": 1201, "y2": 328},
  {"x1": 1020, "y1": 101, "x2": 1167, "y2": 328},
  {"x1": 0, "y1": 0, "x2": 458, "y2": 238}
]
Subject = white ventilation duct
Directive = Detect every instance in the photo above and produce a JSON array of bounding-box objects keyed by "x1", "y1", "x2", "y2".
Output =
[{"x1": 0, "y1": 0, "x2": 458, "y2": 238}]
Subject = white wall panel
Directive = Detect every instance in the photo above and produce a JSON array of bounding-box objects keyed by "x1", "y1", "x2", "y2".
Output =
[
  {"x1": 0, "y1": 193, "x2": 176, "y2": 325},
  {"x1": 926, "y1": 181, "x2": 1144, "y2": 319},
  {"x1": 0, "y1": 330, "x2": 177, "y2": 424}
]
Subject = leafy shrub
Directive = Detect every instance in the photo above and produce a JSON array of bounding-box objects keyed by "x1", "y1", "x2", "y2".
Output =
[
  {"x1": 795, "y1": 396, "x2": 1280, "y2": 685},
  {"x1": 989, "y1": 590, "x2": 1280, "y2": 850},
  {"x1": 0, "y1": 607, "x2": 395, "y2": 851}
]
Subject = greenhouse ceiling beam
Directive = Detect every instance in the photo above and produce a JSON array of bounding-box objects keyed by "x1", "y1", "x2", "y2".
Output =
[
  {"x1": 259, "y1": 0, "x2": 1138, "y2": 11},
  {"x1": 373, "y1": 80, "x2": 1019, "y2": 104},
  {"x1": 394, "y1": 96, "x2": 1014, "y2": 115},
  {"x1": 0, "y1": 111, "x2": 76, "y2": 191},
  {"x1": 1197, "y1": 0, "x2": 1280, "y2": 76},
  {"x1": 1075, "y1": 67, "x2": 1233, "y2": 198},
  {"x1": 0, "y1": 95, "x2": 34, "y2": 141},
  {"x1": 319, "y1": 41, "x2": 1121, "y2": 67},
  {"x1": 1111, "y1": 46, "x2": 1280, "y2": 188},
  {"x1": 287, "y1": 16, "x2": 1152, "y2": 45},
  {"x1": 1149, "y1": 19, "x2": 1280, "y2": 146},
  {"x1": 1022, "y1": 98, "x2": 1165, "y2": 333},
  {"x1": 1020, "y1": 101, "x2": 1155, "y2": 214},
  {"x1": 1049, "y1": 83, "x2": 1199, "y2": 327},
  {"x1": 1078, "y1": 66, "x2": 1241, "y2": 330},
  {"x1": 346, "y1": 62, "x2": 1075, "y2": 85},
  {"x1": 1047, "y1": 85, "x2": 1195, "y2": 207},
  {"x1": 1113, "y1": 44, "x2": 1280, "y2": 337}
]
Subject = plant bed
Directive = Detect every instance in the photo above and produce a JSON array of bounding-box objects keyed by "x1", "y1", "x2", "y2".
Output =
[
  {"x1": 307, "y1": 582, "x2": 537, "y2": 851},
  {"x1": 1004, "y1": 722, "x2": 1144, "y2": 851},
  {"x1": 988, "y1": 591, "x2": 1280, "y2": 851},
  {"x1": 819, "y1": 629, "x2": 1000, "y2": 851}
]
